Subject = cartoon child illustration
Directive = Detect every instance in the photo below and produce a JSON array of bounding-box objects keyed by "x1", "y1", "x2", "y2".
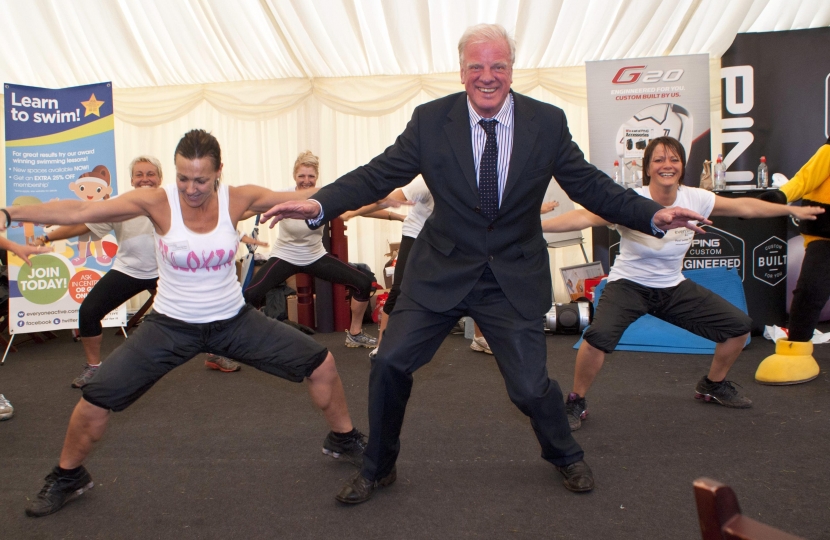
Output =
[
  {"x1": 68, "y1": 165, "x2": 113, "y2": 266},
  {"x1": 41, "y1": 223, "x2": 76, "y2": 260}
]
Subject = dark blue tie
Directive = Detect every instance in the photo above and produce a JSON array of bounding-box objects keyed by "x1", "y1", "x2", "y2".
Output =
[{"x1": 478, "y1": 119, "x2": 499, "y2": 220}]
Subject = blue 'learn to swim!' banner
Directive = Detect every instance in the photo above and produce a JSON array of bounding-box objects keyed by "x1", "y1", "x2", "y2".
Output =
[{"x1": 4, "y1": 82, "x2": 125, "y2": 334}]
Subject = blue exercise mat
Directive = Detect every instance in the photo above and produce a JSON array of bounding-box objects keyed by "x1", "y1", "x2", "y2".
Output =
[{"x1": 573, "y1": 267, "x2": 751, "y2": 354}]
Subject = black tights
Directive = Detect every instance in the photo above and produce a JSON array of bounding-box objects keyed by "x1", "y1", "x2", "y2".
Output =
[
  {"x1": 244, "y1": 254, "x2": 373, "y2": 308},
  {"x1": 788, "y1": 239, "x2": 830, "y2": 342},
  {"x1": 79, "y1": 270, "x2": 158, "y2": 337}
]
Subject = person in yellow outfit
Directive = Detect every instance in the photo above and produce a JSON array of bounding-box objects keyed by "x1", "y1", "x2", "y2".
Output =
[{"x1": 757, "y1": 137, "x2": 830, "y2": 384}]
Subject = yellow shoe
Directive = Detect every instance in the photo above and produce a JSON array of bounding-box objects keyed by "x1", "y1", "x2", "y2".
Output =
[{"x1": 755, "y1": 339, "x2": 820, "y2": 385}]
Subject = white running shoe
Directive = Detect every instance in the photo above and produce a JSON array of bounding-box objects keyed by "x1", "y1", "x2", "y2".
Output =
[
  {"x1": 0, "y1": 394, "x2": 14, "y2": 420},
  {"x1": 470, "y1": 336, "x2": 493, "y2": 355},
  {"x1": 345, "y1": 331, "x2": 378, "y2": 349}
]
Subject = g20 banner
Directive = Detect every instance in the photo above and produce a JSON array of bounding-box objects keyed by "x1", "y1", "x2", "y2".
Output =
[
  {"x1": 586, "y1": 54, "x2": 711, "y2": 188},
  {"x1": 4, "y1": 82, "x2": 125, "y2": 334},
  {"x1": 586, "y1": 54, "x2": 711, "y2": 272}
]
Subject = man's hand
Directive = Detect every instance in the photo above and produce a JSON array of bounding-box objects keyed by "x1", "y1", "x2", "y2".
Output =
[
  {"x1": 262, "y1": 200, "x2": 322, "y2": 228},
  {"x1": 653, "y1": 207, "x2": 712, "y2": 234}
]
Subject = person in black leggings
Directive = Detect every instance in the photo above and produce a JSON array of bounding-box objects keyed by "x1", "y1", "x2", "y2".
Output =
[{"x1": 243, "y1": 151, "x2": 378, "y2": 348}]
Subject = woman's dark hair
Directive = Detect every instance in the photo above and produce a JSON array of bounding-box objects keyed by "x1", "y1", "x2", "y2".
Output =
[
  {"x1": 642, "y1": 136, "x2": 686, "y2": 186},
  {"x1": 174, "y1": 129, "x2": 222, "y2": 172}
]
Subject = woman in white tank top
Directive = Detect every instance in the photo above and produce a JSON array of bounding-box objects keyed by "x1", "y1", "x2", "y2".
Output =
[
  {"x1": 243, "y1": 151, "x2": 379, "y2": 349},
  {"x1": 6, "y1": 130, "x2": 367, "y2": 518}
]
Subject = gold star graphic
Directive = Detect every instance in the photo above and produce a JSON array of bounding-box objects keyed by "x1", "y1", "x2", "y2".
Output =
[{"x1": 81, "y1": 94, "x2": 105, "y2": 117}]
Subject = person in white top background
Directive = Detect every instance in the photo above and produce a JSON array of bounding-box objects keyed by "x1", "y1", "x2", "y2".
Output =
[
  {"x1": 342, "y1": 177, "x2": 432, "y2": 356},
  {"x1": 4, "y1": 129, "x2": 366, "y2": 518},
  {"x1": 33, "y1": 156, "x2": 243, "y2": 387},
  {"x1": 541, "y1": 136, "x2": 824, "y2": 430},
  {"x1": 343, "y1": 178, "x2": 559, "y2": 357},
  {"x1": 243, "y1": 151, "x2": 379, "y2": 349}
]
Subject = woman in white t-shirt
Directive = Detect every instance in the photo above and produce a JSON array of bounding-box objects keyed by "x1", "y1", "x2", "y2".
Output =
[
  {"x1": 342, "y1": 177, "x2": 433, "y2": 356},
  {"x1": 542, "y1": 136, "x2": 823, "y2": 430},
  {"x1": 243, "y1": 151, "x2": 378, "y2": 349}
]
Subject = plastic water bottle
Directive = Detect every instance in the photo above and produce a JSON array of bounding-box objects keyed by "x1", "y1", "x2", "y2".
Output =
[
  {"x1": 613, "y1": 160, "x2": 623, "y2": 185},
  {"x1": 713, "y1": 154, "x2": 726, "y2": 190},
  {"x1": 757, "y1": 156, "x2": 769, "y2": 189}
]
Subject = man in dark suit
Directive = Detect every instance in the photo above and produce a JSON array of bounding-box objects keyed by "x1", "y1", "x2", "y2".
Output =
[{"x1": 264, "y1": 24, "x2": 708, "y2": 504}]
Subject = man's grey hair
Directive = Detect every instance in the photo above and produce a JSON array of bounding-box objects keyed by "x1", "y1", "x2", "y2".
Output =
[
  {"x1": 458, "y1": 24, "x2": 516, "y2": 66},
  {"x1": 129, "y1": 155, "x2": 163, "y2": 180}
]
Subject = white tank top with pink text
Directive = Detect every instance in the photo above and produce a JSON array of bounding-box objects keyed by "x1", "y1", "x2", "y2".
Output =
[{"x1": 153, "y1": 183, "x2": 245, "y2": 323}]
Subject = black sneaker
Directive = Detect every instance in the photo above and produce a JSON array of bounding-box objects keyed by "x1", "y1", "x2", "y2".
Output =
[
  {"x1": 694, "y1": 377, "x2": 752, "y2": 409},
  {"x1": 25, "y1": 466, "x2": 94, "y2": 517},
  {"x1": 565, "y1": 393, "x2": 587, "y2": 431},
  {"x1": 322, "y1": 430, "x2": 367, "y2": 467}
]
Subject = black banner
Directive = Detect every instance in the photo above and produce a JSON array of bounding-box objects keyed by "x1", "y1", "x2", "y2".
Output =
[
  {"x1": 720, "y1": 27, "x2": 830, "y2": 327},
  {"x1": 720, "y1": 28, "x2": 830, "y2": 186}
]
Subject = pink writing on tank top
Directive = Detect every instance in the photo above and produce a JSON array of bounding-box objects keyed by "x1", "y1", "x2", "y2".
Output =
[{"x1": 157, "y1": 238, "x2": 236, "y2": 272}]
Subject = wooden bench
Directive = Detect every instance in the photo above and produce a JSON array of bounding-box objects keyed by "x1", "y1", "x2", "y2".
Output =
[{"x1": 694, "y1": 478, "x2": 803, "y2": 540}]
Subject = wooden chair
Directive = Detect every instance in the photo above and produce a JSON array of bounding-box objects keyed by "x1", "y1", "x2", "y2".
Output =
[
  {"x1": 693, "y1": 478, "x2": 803, "y2": 540},
  {"x1": 116, "y1": 289, "x2": 156, "y2": 337}
]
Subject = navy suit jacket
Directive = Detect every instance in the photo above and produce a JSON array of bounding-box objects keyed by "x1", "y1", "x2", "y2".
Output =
[{"x1": 313, "y1": 91, "x2": 662, "y2": 320}]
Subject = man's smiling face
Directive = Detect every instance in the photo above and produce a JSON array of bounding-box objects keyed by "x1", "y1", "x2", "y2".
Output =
[{"x1": 460, "y1": 38, "x2": 513, "y2": 118}]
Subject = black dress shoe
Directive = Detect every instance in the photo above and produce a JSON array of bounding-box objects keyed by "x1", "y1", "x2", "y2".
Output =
[
  {"x1": 555, "y1": 460, "x2": 594, "y2": 492},
  {"x1": 335, "y1": 467, "x2": 397, "y2": 504}
]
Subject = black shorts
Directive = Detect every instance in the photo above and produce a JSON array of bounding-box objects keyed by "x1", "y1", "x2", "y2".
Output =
[
  {"x1": 82, "y1": 305, "x2": 328, "y2": 411},
  {"x1": 583, "y1": 278, "x2": 752, "y2": 354}
]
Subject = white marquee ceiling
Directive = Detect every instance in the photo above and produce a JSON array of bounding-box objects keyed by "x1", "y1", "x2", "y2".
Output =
[
  {"x1": 1, "y1": 0, "x2": 828, "y2": 294},
  {"x1": 1, "y1": 0, "x2": 828, "y2": 90}
]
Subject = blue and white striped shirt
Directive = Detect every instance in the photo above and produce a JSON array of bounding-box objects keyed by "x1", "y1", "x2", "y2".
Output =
[{"x1": 468, "y1": 94, "x2": 514, "y2": 208}]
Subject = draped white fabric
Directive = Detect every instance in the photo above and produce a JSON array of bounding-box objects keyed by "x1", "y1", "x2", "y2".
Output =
[{"x1": 2, "y1": 0, "x2": 829, "y2": 300}]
